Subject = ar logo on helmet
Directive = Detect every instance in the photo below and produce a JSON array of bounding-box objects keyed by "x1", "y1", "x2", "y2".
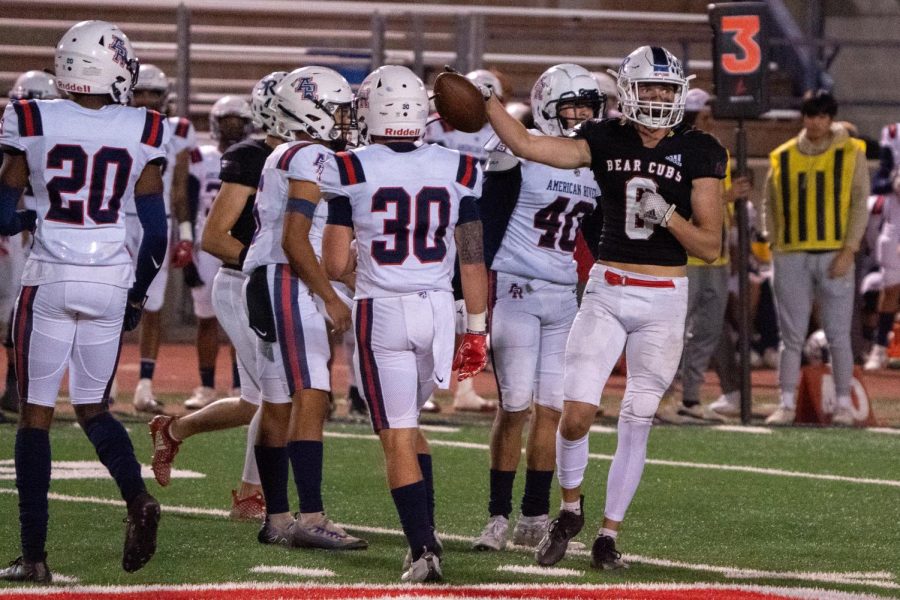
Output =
[
  {"x1": 108, "y1": 36, "x2": 129, "y2": 68},
  {"x1": 294, "y1": 77, "x2": 318, "y2": 100}
]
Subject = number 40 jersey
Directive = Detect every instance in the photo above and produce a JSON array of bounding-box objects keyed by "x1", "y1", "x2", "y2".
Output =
[
  {"x1": 481, "y1": 131, "x2": 599, "y2": 285},
  {"x1": 321, "y1": 142, "x2": 482, "y2": 299},
  {"x1": 0, "y1": 99, "x2": 170, "y2": 287}
]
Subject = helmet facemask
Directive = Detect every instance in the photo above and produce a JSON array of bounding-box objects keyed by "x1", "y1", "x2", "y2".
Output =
[
  {"x1": 550, "y1": 91, "x2": 605, "y2": 135},
  {"x1": 612, "y1": 46, "x2": 693, "y2": 129}
]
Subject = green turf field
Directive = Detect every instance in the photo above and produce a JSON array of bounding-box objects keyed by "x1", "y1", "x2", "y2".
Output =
[{"x1": 1, "y1": 412, "x2": 898, "y2": 596}]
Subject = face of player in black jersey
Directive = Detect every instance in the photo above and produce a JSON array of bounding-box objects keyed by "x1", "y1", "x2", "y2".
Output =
[{"x1": 636, "y1": 83, "x2": 678, "y2": 128}]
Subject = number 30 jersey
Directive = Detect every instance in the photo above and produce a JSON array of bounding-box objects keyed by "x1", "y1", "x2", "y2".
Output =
[
  {"x1": 321, "y1": 142, "x2": 483, "y2": 299},
  {"x1": 482, "y1": 132, "x2": 599, "y2": 285},
  {"x1": 0, "y1": 99, "x2": 170, "y2": 286},
  {"x1": 572, "y1": 118, "x2": 727, "y2": 266}
]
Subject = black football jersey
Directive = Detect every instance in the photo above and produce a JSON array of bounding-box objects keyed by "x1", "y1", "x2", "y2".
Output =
[
  {"x1": 572, "y1": 118, "x2": 727, "y2": 266},
  {"x1": 218, "y1": 138, "x2": 273, "y2": 269}
]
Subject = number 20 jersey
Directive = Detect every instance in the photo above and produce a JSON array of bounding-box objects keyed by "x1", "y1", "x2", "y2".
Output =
[
  {"x1": 321, "y1": 142, "x2": 483, "y2": 299},
  {"x1": 0, "y1": 99, "x2": 170, "y2": 286},
  {"x1": 572, "y1": 118, "x2": 727, "y2": 266}
]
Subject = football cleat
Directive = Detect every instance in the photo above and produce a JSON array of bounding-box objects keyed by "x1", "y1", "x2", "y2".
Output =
[
  {"x1": 764, "y1": 406, "x2": 795, "y2": 425},
  {"x1": 0, "y1": 556, "x2": 52, "y2": 583},
  {"x1": 133, "y1": 379, "x2": 164, "y2": 414},
  {"x1": 590, "y1": 535, "x2": 628, "y2": 570},
  {"x1": 512, "y1": 514, "x2": 549, "y2": 547},
  {"x1": 403, "y1": 529, "x2": 443, "y2": 570},
  {"x1": 290, "y1": 513, "x2": 368, "y2": 550},
  {"x1": 421, "y1": 394, "x2": 441, "y2": 413},
  {"x1": 534, "y1": 496, "x2": 584, "y2": 566},
  {"x1": 230, "y1": 489, "x2": 266, "y2": 522},
  {"x1": 472, "y1": 515, "x2": 508, "y2": 551},
  {"x1": 401, "y1": 550, "x2": 442, "y2": 583},
  {"x1": 122, "y1": 492, "x2": 161, "y2": 572},
  {"x1": 184, "y1": 386, "x2": 217, "y2": 410},
  {"x1": 149, "y1": 415, "x2": 181, "y2": 487},
  {"x1": 347, "y1": 385, "x2": 369, "y2": 417},
  {"x1": 257, "y1": 517, "x2": 293, "y2": 547}
]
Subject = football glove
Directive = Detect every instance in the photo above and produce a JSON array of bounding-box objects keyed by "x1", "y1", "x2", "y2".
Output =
[
  {"x1": 452, "y1": 331, "x2": 488, "y2": 381},
  {"x1": 171, "y1": 239, "x2": 193, "y2": 269},
  {"x1": 638, "y1": 191, "x2": 671, "y2": 226}
]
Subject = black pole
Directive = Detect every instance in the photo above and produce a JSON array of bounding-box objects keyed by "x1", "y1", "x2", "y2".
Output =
[{"x1": 735, "y1": 118, "x2": 752, "y2": 424}]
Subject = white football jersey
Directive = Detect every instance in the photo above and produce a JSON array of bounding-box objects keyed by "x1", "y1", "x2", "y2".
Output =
[
  {"x1": 242, "y1": 140, "x2": 331, "y2": 273},
  {"x1": 0, "y1": 99, "x2": 170, "y2": 286},
  {"x1": 321, "y1": 142, "x2": 483, "y2": 298},
  {"x1": 190, "y1": 144, "x2": 223, "y2": 237},
  {"x1": 424, "y1": 116, "x2": 494, "y2": 163},
  {"x1": 485, "y1": 133, "x2": 599, "y2": 285}
]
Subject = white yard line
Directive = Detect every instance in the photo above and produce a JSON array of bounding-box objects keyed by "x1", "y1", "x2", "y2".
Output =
[
  {"x1": 250, "y1": 566, "x2": 335, "y2": 577},
  {"x1": 867, "y1": 427, "x2": 900, "y2": 435},
  {"x1": 0, "y1": 487, "x2": 894, "y2": 592},
  {"x1": 497, "y1": 564, "x2": 583, "y2": 577},
  {"x1": 711, "y1": 425, "x2": 773, "y2": 434},
  {"x1": 589, "y1": 425, "x2": 616, "y2": 434},
  {"x1": 324, "y1": 432, "x2": 900, "y2": 488}
]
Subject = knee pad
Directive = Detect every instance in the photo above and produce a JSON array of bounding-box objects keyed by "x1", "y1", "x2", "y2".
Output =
[
  {"x1": 619, "y1": 392, "x2": 658, "y2": 424},
  {"x1": 500, "y1": 390, "x2": 532, "y2": 413}
]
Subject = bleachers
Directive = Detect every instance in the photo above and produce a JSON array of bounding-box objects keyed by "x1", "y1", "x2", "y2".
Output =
[{"x1": 0, "y1": 0, "x2": 801, "y2": 156}]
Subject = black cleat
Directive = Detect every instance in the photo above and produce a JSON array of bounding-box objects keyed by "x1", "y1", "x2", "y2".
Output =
[
  {"x1": 591, "y1": 535, "x2": 628, "y2": 570},
  {"x1": 348, "y1": 386, "x2": 368, "y2": 417},
  {"x1": 122, "y1": 492, "x2": 161, "y2": 572},
  {"x1": 0, "y1": 556, "x2": 52, "y2": 583},
  {"x1": 534, "y1": 495, "x2": 584, "y2": 566}
]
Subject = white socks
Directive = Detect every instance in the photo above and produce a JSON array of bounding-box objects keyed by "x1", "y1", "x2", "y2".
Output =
[
  {"x1": 242, "y1": 406, "x2": 263, "y2": 485},
  {"x1": 556, "y1": 431, "x2": 589, "y2": 490},
  {"x1": 560, "y1": 499, "x2": 582, "y2": 515},
  {"x1": 604, "y1": 418, "x2": 651, "y2": 522},
  {"x1": 780, "y1": 391, "x2": 796, "y2": 410}
]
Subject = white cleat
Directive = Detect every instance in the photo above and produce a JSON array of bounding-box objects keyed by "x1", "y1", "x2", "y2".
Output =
[
  {"x1": 864, "y1": 344, "x2": 888, "y2": 371},
  {"x1": 472, "y1": 515, "x2": 508, "y2": 551},
  {"x1": 133, "y1": 378, "x2": 164, "y2": 414},
  {"x1": 831, "y1": 406, "x2": 855, "y2": 427},
  {"x1": 184, "y1": 386, "x2": 217, "y2": 410},
  {"x1": 764, "y1": 405, "x2": 795, "y2": 425},
  {"x1": 512, "y1": 514, "x2": 548, "y2": 547},
  {"x1": 401, "y1": 551, "x2": 442, "y2": 583},
  {"x1": 707, "y1": 391, "x2": 741, "y2": 419},
  {"x1": 421, "y1": 394, "x2": 441, "y2": 413}
]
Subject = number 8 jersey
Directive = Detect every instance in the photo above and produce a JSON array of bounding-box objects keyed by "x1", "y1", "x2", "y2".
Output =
[
  {"x1": 0, "y1": 99, "x2": 170, "y2": 287},
  {"x1": 321, "y1": 142, "x2": 482, "y2": 298},
  {"x1": 572, "y1": 118, "x2": 727, "y2": 266}
]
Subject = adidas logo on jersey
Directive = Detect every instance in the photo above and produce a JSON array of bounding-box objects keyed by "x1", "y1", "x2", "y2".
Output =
[{"x1": 665, "y1": 154, "x2": 682, "y2": 167}]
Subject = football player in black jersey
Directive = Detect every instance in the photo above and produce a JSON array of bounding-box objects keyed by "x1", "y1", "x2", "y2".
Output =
[
  {"x1": 483, "y1": 45, "x2": 727, "y2": 569},
  {"x1": 148, "y1": 72, "x2": 286, "y2": 521}
]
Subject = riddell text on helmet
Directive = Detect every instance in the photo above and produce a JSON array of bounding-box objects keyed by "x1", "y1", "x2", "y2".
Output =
[
  {"x1": 384, "y1": 127, "x2": 421, "y2": 136},
  {"x1": 59, "y1": 82, "x2": 93, "y2": 93}
]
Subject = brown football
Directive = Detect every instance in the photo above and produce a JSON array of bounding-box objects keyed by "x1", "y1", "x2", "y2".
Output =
[{"x1": 433, "y1": 71, "x2": 487, "y2": 133}]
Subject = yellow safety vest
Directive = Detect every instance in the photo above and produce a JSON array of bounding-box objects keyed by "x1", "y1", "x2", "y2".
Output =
[
  {"x1": 769, "y1": 136, "x2": 865, "y2": 251},
  {"x1": 687, "y1": 152, "x2": 732, "y2": 267}
]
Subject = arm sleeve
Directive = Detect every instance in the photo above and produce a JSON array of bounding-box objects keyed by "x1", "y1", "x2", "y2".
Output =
[
  {"x1": 131, "y1": 192, "x2": 169, "y2": 300},
  {"x1": 326, "y1": 196, "x2": 353, "y2": 227},
  {"x1": 843, "y1": 148, "x2": 873, "y2": 252},
  {"x1": 458, "y1": 196, "x2": 481, "y2": 225}
]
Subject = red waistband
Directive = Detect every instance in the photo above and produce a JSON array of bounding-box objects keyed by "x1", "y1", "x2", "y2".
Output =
[{"x1": 604, "y1": 270, "x2": 675, "y2": 288}]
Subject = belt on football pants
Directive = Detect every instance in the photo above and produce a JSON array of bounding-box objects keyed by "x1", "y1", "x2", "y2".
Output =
[{"x1": 604, "y1": 270, "x2": 675, "y2": 288}]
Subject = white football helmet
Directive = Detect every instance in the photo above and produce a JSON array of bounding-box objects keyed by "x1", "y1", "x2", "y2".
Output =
[
  {"x1": 466, "y1": 69, "x2": 504, "y2": 101},
  {"x1": 209, "y1": 95, "x2": 253, "y2": 141},
  {"x1": 132, "y1": 64, "x2": 171, "y2": 110},
  {"x1": 804, "y1": 330, "x2": 830, "y2": 365},
  {"x1": 9, "y1": 70, "x2": 60, "y2": 100},
  {"x1": 590, "y1": 71, "x2": 619, "y2": 113},
  {"x1": 356, "y1": 65, "x2": 428, "y2": 145},
  {"x1": 54, "y1": 20, "x2": 139, "y2": 105},
  {"x1": 531, "y1": 63, "x2": 604, "y2": 136},
  {"x1": 250, "y1": 71, "x2": 287, "y2": 136},
  {"x1": 610, "y1": 45, "x2": 692, "y2": 129},
  {"x1": 271, "y1": 66, "x2": 353, "y2": 145}
]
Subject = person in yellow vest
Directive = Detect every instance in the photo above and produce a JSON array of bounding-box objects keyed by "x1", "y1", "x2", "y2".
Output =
[
  {"x1": 762, "y1": 91, "x2": 869, "y2": 425},
  {"x1": 661, "y1": 88, "x2": 754, "y2": 422}
]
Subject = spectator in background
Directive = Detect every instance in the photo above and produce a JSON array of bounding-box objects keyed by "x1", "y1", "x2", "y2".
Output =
[
  {"x1": 762, "y1": 91, "x2": 869, "y2": 425},
  {"x1": 661, "y1": 88, "x2": 753, "y2": 421}
]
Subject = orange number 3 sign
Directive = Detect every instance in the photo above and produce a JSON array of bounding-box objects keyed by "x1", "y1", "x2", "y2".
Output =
[{"x1": 721, "y1": 15, "x2": 761, "y2": 74}]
